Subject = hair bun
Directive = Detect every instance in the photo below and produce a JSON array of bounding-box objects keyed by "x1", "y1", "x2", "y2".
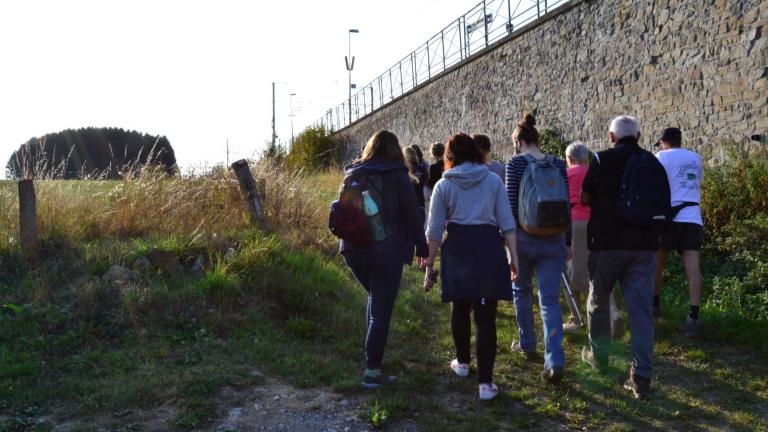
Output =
[{"x1": 523, "y1": 113, "x2": 536, "y2": 127}]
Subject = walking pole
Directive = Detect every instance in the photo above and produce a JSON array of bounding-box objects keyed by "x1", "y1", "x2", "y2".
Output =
[{"x1": 561, "y1": 272, "x2": 584, "y2": 326}]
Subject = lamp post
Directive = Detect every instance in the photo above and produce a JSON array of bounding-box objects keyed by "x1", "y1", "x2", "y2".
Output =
[
  {"x1": 345, "y1": 29, "x2": 359, "y2": 124},
  {"x1": 289, "y1": 93, "x2": 296, "y2": 149}
]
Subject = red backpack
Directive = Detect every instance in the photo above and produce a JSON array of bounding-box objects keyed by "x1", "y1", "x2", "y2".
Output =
[{"x1": 329, "y1": 174, "x2": 388, "y2": 245}]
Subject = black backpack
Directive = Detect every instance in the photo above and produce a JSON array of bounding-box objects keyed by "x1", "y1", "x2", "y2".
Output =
[
  {"x1": 328, "y1": 174, "x2": 388, "y2": 245},
  {"x1": 618, "y1": 150, "x2": 672, "y2": 227}
]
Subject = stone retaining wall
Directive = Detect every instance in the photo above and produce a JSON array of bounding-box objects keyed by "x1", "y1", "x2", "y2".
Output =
[{"x1": 334, "y1": 0, "x2": 768, "y2": 163}]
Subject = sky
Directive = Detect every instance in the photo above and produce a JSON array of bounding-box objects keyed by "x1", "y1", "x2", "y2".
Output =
[{"x1": 0, "y1": 0, "x2": 536, "y2": 176}]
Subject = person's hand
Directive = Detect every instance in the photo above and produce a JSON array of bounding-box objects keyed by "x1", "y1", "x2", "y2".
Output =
[
  {"x1": 509, "y1": 257, "x2": 519, "y2": 282},
  {"x1": 419, "y1": 256, "x2": 434, "y2": 269},
  {"x1": 566, "y1": 246, "x2": 573, "y2": 262},
  {"x1": 423, "y1": 266, "x2": 436, "y2": 291}
]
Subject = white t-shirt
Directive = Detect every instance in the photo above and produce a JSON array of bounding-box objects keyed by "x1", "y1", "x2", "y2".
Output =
[{"x1": 656, "y1": 148, "x2": 704, "y2": 226}]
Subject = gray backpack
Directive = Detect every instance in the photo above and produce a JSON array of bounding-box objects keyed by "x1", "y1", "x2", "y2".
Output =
[{"x1": 518, "y1": 154, "x2": 570, "y2": 236}]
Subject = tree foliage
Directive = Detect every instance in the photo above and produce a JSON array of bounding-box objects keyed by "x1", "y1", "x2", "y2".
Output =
[
  {"x1": 5, "y1": 127, "x2": 177, "y2": 179},
  {"x1": 284, "y1": 125, "x2": 339, "y2": 171}
]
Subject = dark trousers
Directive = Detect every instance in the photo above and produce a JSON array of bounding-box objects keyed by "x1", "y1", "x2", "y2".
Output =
[
  {"x1": 587, "y1": 250, "x2": 655, "y2": 379},
  {"x1": 343, "y1": 252, "x2": 404, "y2": 370},
  {"x1": 451, "y1": 299, "x2": 498, "y2": 384}
]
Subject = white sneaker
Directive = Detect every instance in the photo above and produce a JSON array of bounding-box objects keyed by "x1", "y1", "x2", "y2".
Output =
[
  {"x1": 479, "y1": 383, "x2": 499, "y2": 401},
  {"x1": 450, "y1": 359, "x2": 469, "y2": 377}
]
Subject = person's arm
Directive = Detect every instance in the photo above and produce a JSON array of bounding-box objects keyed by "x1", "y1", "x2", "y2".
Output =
[
  {"x1": 397, "y1": 171, "x2": 429, "y2": 258},
  {"x1": 492, "y1": 178, "x2": 519, "y2": 281},
  {"x1": 557, "y1": 159, "x2": 573, "y2": 252},
  {"x1": 503, "y1": 230, "x2": 519, "y2": 282},
  {"x1": 581, "y1": 156, "x2": 600, "y2": 206},
  {"x1": 505, "y1": 158, "x2": 523, "y2": 222}
]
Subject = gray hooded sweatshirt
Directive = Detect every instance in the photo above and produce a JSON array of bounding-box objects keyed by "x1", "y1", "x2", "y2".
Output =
[{"x1": 426, "y1": 162, "x2": 516, "y2": 242}]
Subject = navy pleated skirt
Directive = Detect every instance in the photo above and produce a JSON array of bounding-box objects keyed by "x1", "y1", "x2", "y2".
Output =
[{"x1": 440, "y1": 223, "x2": 513, "y2": 302}]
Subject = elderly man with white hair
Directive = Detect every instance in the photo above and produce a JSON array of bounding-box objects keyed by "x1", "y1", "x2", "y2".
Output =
[{"x1": 579, "y1": 115, "x2": 661, "y2": 400}]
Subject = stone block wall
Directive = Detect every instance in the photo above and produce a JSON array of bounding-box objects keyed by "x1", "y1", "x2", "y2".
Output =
[{"x1": 334, "y1": 0, "x2": 768, "y2": 163}]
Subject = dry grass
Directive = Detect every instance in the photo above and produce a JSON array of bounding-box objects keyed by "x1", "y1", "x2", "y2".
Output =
[{"x1": 0, "y1": 161, "x2": 342, "y2": 252}]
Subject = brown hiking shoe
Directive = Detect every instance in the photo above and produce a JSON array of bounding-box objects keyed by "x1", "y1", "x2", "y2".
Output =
[
  {"x1": 511, "y1": 340, "x2": 539, "y2": 363},
  {"x1": 623, "y1": 370, "x2": 651, "y2": 400}
]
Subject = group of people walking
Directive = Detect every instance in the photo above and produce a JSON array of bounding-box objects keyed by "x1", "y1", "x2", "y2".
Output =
[{"x1": 333, "y1": 113, "x2": 704, "y2": 401}]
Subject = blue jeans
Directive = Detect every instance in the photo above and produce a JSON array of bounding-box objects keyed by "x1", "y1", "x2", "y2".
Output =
[
  {"x1": 512, "y1": 231, "x2": 567, "y2": 370},
  {"x1": 343, "y1": 251, "x2": 404, "y2": 370}
]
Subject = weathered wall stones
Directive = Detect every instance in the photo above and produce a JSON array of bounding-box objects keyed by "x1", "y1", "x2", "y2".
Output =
[{"x1": 334, "y1": 0, "x2": 768, "y2": 163}]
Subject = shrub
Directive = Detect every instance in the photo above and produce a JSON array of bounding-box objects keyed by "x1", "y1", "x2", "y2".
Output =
[
  {"x1": 284, "y1": 125, "x2": 340, "y2": 171},
  {"x1": 699, "y1": 148, "x2": 768, "y2": 320},
  {"x1": 539, "y1": 128, "x2": 568, "y2": 159}
]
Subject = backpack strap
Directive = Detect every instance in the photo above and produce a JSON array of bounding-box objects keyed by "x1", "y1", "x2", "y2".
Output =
[
  {"x1": 669, "y1": 201, "x2": 699, "y2": 219},
  {"x1": 522, "y1": 153, "x2": 537, "y2": 165}
]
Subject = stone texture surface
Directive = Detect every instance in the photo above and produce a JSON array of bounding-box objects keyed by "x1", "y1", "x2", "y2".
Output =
[{"x1": 335, "y1": 0, "x2": 768, "y2": 162}]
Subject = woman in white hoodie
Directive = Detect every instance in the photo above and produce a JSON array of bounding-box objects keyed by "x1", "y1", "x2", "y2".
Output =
[{"x1": 420, "y1": 133, "x2": 519, "y2": 401}]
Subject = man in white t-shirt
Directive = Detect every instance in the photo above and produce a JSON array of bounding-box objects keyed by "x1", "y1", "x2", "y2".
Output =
[{"x1": 653, "y1": 127, "x2": 704, "y2": 338}]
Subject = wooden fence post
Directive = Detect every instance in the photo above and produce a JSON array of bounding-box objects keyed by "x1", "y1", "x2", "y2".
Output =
[
  {"x1": 18, "y1": 179, "x2": 39, "y2": 262},
  {"x1": 231, "y1": 160, "x2": 269, "y2": 231}
]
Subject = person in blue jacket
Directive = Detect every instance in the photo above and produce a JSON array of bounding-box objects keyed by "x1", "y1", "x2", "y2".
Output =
[{"x1": 340, "y1": 130, "x2": 429, "y2": 389}]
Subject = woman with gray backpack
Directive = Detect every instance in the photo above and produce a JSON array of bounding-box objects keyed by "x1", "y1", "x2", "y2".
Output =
[{"x1": 505, "y1": 113, "x2": 571, "y2": 383}]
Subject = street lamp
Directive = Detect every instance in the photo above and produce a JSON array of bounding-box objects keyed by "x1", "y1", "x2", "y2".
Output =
[
  {"x1": 289, "y1": 93, "x2": 296, "y2": 149},
  {"x1": 345, "y1": 28, "x2": 359, "y2": 124}
]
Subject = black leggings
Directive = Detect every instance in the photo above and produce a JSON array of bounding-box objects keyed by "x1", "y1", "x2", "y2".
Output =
[{"x1": 451, "y1": 299, "x2": 498, "y2": 384}]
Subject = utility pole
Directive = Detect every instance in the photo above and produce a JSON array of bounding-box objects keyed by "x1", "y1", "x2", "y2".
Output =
[
  {"x1": 289, "y1": 93, "x2": 296, "y2": 149},
  {"x1": 271, "y1": 82, "x2": 277, "y2": 146},
  {"x1": 226, "y1": 138, "x2": 230, "y2": 166},
  {"x1": 345, "y1": 29, "x2": 359, "y2": 124}
]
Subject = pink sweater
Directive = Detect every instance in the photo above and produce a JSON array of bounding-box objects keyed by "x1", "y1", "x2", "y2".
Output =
[{"x1": 568, "y1": 165, "x2": 591, "y2": 222}]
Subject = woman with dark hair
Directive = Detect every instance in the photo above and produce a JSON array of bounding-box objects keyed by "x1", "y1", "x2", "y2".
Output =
[
  {"x1": 505, "y1": 114, "x2": 571, "y2": 384},
  {"x1": 428, "y1": 142, "x2": 445, "y2": 190},
  {"x1": 403, "y1": 146, "x2": 428, "y2": 221},
  {"x1": 421, "y1": 133, "x2": 519, "y2": 401},
  {"x1": 341, "y1": 130, "x2": 429, "y2": 389},
  {"x1": 473, "y1": 134, "x2": 506, "y2": 183}
]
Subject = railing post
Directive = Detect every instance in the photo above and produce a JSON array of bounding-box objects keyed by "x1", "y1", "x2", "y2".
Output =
[
  {"x1": 399, "y1": 61, "x2": 404, "y2": 95},
  {"x1": 441, "y1": 28, "x2": 446, "y2": 70},
  {"x1": 379, "y1": 76, "x2": 383, "y2": 106},
  {"x1": 411, "y1": 52, "x2": 417, "y2": 87},
  {"x1": 457, "y1": 17, "x2": 464, "y2": 60},
  {"x1": 507, "y1": 0, "x2": 513, "y2": 33},
  {"x1": 483, "y1": 0, "x2": 489, "y2": 47},
  {"x1": 545, "y1": 0, "x2": 548, "y2": 14},
  {"x1": 426, "y1": 41, "x2": 431, "y2": 80},
  {"x1": 537, "y1": 0, "x2": 540, "y2": 18},
  {"x1": 389, "y1": 68, "x2": 394, "y2": 100},
  {"x1": 370, "y1": 86, "x2": 374, "y2": 112}
]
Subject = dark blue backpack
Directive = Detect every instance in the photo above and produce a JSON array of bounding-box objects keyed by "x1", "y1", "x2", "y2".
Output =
[{"x1": 618, "y1": 150, "x2": 671, "y2": 227}]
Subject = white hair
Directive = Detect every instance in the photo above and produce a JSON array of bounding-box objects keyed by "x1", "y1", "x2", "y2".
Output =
[
  {"x1": 565, "y1": 141, "x2": 591, "y2": 163},
  {"x1": 609, "y1": 115, "x2": 639, "y2": 140}
]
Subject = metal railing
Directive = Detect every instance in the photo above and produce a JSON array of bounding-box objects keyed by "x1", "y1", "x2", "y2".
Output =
[{"x1": 313, "y1": 0, "x2": 570, "y2": 131}]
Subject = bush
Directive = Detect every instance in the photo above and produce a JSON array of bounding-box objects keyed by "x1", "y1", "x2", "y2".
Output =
[
  {"x1": 539, "y1": 128, "x2": 568, "y2": 159},
  {"x1": 285, "y1": 125, "x2": 340, "y2": 172},
  {"x1": 699, "y1": 148, "x2": 768, "y2": 320}
]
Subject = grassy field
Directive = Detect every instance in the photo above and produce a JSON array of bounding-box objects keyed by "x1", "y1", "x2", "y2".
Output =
[{"x1": 1, "y1": 169, "x2": 767, "y2": 431}]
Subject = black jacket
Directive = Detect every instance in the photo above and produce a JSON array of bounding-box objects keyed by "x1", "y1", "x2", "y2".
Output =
[
  {"x1": 339, "y1": 159, "x2": 429, "y2": 263},
  {"x1": 582, "y1": 138, "x2": 662, "y2": 251}
]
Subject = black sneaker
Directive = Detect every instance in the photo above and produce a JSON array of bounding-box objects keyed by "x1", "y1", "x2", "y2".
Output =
[
  {"x1": 623, "y1": 370, "x2": 651, "y2": 400},
  {"x1": 681, "y1": 316, "x2": 700, "y2": 338},
  {"x1": 361, "y1": 372, "x2": 397, "y2": 389},
  {"x1": 541, "y1": 367, "x2": 564, "y2": 384}
]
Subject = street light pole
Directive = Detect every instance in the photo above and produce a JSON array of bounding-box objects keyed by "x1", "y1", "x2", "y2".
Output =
[
  {"x1": 345, "y1": 29, "x2": 359, "y2": 124},
  {"x1": 289, "y1": 93, "x2": 296, "y2": 149}
]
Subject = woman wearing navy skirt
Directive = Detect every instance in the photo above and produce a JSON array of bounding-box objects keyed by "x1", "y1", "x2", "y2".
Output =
[{"x1": 421, "y1": 133, "x2": 519, "y2": 401}]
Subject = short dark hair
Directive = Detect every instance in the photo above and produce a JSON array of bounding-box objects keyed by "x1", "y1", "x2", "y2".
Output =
[
  {"x1": 473, "y1": 134, "x2": 492, "y2": 153},
  {"x1": 445, "y1": 133, "x2": 483, "y2": 169},
  {"x1": 408, "y1": 144, "x2": 424, "y2": 163},
  {"x1": 430, "y1": 142, "x2": 444, "y2": 159}
]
